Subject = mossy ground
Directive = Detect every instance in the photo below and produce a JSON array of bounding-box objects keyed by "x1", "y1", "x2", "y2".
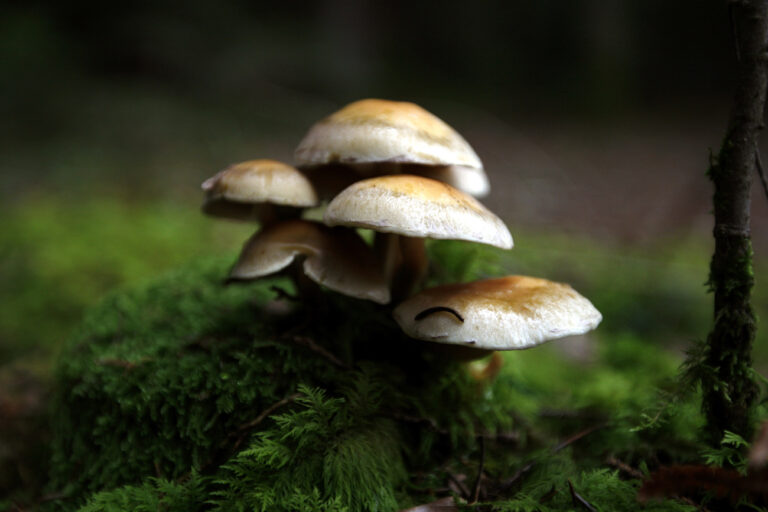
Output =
[
  {"x1": 2, "y1": 198, "x2": 767, "y2": 511},
  {"x1": 41, "y1": 253, "x2": 706, "y2": 511}
]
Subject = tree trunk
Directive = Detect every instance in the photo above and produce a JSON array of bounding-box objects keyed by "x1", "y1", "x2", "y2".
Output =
[{"x1": 704, "y1": 0, "x2": 768, "y2": 444}]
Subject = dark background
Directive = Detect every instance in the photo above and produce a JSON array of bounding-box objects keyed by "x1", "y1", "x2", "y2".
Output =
[
  {"x1": 1, "y1": 1, "x2": 767, "y2": 364},
  {"x1": 2, "y1": 0, "x2": 765, "y2": 246}
]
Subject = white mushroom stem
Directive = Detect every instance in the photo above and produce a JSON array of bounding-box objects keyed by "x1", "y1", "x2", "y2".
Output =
[{"x1": 373, "y1": 233, "x2": 428, "y2": 302}]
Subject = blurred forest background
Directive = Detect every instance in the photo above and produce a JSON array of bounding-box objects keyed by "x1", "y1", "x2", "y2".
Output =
[{"x1": 1, "y1": 1, "x2": 767, "y2": 374}]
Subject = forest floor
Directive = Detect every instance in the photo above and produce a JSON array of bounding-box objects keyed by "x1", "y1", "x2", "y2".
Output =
[{"x1": 2, "y1": 90, "x2": 768, "y2": 509}]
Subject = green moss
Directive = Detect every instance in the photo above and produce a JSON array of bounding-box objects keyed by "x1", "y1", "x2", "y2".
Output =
[
  {"x1": 40, "y1": 242, "x2": 716, "y2": 511},
  {"x1": 46, "y1": 252, "x2": 508, "y2": 510},
  {"x1": 49, "y1": 257, "x2": 291, "y2": 500},
  {"x1": 0, "y1": 197, "x2": 253, "y2": 364}
]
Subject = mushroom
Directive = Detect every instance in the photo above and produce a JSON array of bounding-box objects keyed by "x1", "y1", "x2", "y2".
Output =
[
  {"x1": 323, "y1": 174, "x2": 512, "y2": 299},
  {"x1": 202, "y1": 159, "x2": 318, "y2": 223},
  {"x1": 228, "y1": 219, "x2": 390, "y2": 304},
  {"x1": 392, "y1": 275, "x2": 602, "y2": 351},
  {"x1": 295, "y1": 99, "x2": 490, "y2": 198}
]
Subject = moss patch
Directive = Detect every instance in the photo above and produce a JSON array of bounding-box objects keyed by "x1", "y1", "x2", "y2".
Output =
[{"x1": 38, "y1": 243, "x2": 725, "y2": 511}]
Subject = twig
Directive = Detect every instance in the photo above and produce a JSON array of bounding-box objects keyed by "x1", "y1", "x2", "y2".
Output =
[
  {"x1": 498, "y1": 461, "x2": 536, "y2": 491},
  {"x1": 568, "y1": 479, "x2": 597, "y2": 512},
  {"x1": 552, "y1": 423, "x2": 607, "y2": 453},
  {"x1": 756, "y1": 148, "x2": 768, "y2": 202},
  {"x1": 539, "y1": 485, "x2": 557, "y2": 504},
  {"x1": 729, "y1": 0, "x2": 742, "y2": 62},
  {"x1": 179, "y1": 392, "x2": 302, "y2": 483},
  {"x1": 498, "y1": 424, "x2": 606, "y2": 492},
  {"x1": 605, "y1": 455, "x2": 644, "y2": 479},
  {"x1": 230, "y1": 392, "x2": 301, "y2": 451},
  {"x1": 288, "y1": 335, "x2": 350, "y2": 369},
  {"x1": 470, "y1": 435, "x2": 485, "y2": 503},
  {"x1": 446, "y1": 472, "x2": 471, "y2": 500},
  {"x1": 234, "y1": 392, "x2": 301, "y2": 434}
]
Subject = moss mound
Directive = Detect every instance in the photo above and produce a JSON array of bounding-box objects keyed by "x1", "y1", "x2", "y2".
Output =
[{"x1": 46, "y1": 245, "x2": 702, "y2": 511}]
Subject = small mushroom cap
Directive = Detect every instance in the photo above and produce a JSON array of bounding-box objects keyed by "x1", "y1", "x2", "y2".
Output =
[
  {"x1": 393, "y1": 276, "x2": 602, "y2": 350},
  {"x1": 295, "y1": 98, "x2": 484, "y2": 171},
  {"x1": 202, "y1": 159, "x2": 318, "y2": 219},
  {"x1": 324, "y1": 175, "x2": 512, "y2": 249},
  {"x1": 229, "y1": 219, "x2": 390, "y2": 304}
]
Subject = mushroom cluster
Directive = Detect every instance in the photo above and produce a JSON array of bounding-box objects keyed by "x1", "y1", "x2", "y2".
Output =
[{"x1": 201, "y1": 99, "x2": 601, "y2": 358}]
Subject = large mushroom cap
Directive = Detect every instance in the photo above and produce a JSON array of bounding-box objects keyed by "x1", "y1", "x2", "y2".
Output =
[
  {"x1": 393, "y1": 276, "x2": 602, "y2": 350},
  {"x1": 202, "y1": 159, "x2": 317, "y2": 220},
  {"x1": 323, "y1": 175, "x2": 512, "y2": 249},
  {"x1": 419, "y1": 165, "x2": 490, "y2": 198},
  {"x1": 295, "y1": 99, "x2": 489, "y2": 196},
  {"x1": 229, "y1": 219, "x2": 390, "y2": 304}
]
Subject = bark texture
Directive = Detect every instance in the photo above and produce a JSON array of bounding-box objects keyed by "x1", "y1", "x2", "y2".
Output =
[{"x1": 704, "y1": 0, "x2": 768, "y2": 444}]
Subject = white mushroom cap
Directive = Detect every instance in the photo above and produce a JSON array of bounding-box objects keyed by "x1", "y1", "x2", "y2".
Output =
[
  {"x1": 295, "y1": 99, "x2": 490, "y2": 197},
  {"x1": 323, "y1": 175, "x2": 512, "y2": 249},
  {"x1": 202, "y1": 159, "x2": 318, "y2": 220},
  {"x1": 229, "y1": 220, "x2": 390, "y2": 304},
  {"x1": 419, "y1": 165, "x2": 490, "y2": 198},
  {"x1": 393, "y1": 276, "x2": 602, "y2": 350}
]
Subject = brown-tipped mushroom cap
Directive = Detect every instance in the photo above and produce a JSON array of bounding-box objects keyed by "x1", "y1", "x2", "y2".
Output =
[
  {"x1": 393, "y1": 276, "x2": 602, "y2": 350},
  {"x1": 229, "y1": 220, "x2": 390, "y2": 304},
  {"x1": 202, "y1": 159, "x2": 318, "y2": 220},
  {"x1": 323, "y1": 175, "x2": 512, "y2": 249},
  {"x1": 295, "y1": 99, "x2": 489, "y2": 196}
]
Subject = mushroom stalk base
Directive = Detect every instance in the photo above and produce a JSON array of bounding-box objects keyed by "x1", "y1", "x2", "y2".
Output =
[{"x1": 374, "y1": 233, "x2": 428, "y2": 302}]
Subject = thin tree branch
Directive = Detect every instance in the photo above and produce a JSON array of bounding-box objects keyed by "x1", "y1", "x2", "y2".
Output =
[
  {"x1": 703, "y1": 0, "x2": 768, "y2": 444},
  {"x1": 470, "y1": 435, "x2": 485, "y2": 504},
  {"x1": 756, "y1": 148, "x2": 768, "y2": 201},
  {"x1": 730, "y1": 0, "x2": 743, "y2": 62},
  {"x1": 287, "y1": 335, "x2": 350, "y2": 369},
  {"x1": 229, "y1": 392, "x2": 302, "y2": 451},
  {"x1": 233, "y1": 392, "x2": 302, "y2": 435}
]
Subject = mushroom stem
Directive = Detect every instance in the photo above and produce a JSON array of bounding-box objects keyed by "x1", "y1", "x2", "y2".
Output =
[
  {"x1": 288, "y1": 260, "x2": 324, "y2": 304},
  {"x1": 373, "y1": 232, "x2": 402, "y2": 284},
  {"x1": 373, "y1": 233, "x2": 428, "y2": 302},
  {"x1": 395, "y1": 235, "x2": 428, "y2": 299},
  {"x1": 468, "y1": 351, "x2": 504, "y2": 381}
]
